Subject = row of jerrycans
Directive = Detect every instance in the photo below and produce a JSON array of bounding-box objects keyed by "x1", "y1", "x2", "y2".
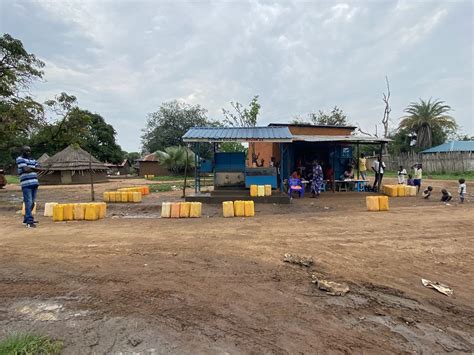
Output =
[
  {"x1": 366, "y1": 196, "x2": 389, "y2": 211},
  {"x1": 44, "y1": 202, "x2": 107, "y2": 221},
  {"x1": 161, "y1": 202, "x2": 202, "y2": 218},
  {"x1": 104, "y1": 191, "x2": 142, "y2": 203},
  {"x1": 223, "y1": 200, "x2": 255, "y2": 217},
  {"x1": 383, "y1": 184, "x2": 417, "y2": 197},
  {"x1": 250, "y1": 185, "x2": 272, "y2": 197},
  {"x1": 117, "y1": 186, "x2": 149, "y2": 195}
]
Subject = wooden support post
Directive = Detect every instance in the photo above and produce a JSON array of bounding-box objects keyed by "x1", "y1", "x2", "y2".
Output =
[
  {"x1": 89, "y1": 154, "x2": 95, "y2": 201},
  {"x1": 332, "y1": 144, "x2": 336, "y2": 193},
  {"x1": 182, "y1": 145, "x2": 189, "y2": 198},
  {"x1": 356, "y1": 143, "x2": 360, "y2": 180}
]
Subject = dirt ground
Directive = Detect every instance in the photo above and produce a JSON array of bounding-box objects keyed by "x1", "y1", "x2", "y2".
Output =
[{"x1": 0, "y1": 178, "x2": 473, "y2": 354}]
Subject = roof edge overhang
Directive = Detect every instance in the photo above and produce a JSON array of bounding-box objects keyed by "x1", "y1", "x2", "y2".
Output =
[
  {"x1": 183, "y1": 138, "x2": 292, "y2": 143},
  {"x1": 269, "y1": 123, "x2": 357, "y2": 130},
  {"x1": 291, "y1": 134, "x2": 391, "y2": 144}
]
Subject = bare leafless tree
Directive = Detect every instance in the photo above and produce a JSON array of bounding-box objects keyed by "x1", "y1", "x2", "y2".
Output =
[{"x1": 382, "y1": 76, "x2": 391, "y2": 138}]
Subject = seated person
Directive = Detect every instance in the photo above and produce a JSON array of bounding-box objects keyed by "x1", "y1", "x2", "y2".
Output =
[
  {"x1": 288, "y1": 175, "x2": 304, "y2": 198},
  {"x1": 291, "y1": 170, "x2": 301, "y2": 179},
  {"x1": 440, "y1": 189, "x2": 452, "y2": 202},
  {"x1": 343, "y1": 165, "x2": 354, "y2": 180},
  {"x1": 325, "y1": 165, "x2": 334, "y2": 189},
  {"x1": 407, "y1": 174, "x2": 415, "y2": 186},
  {"x1": 422, "y1": 186, "x2": 433, "y2": 199}
]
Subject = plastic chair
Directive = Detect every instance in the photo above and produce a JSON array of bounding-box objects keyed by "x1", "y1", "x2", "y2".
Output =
[
  {"x1": 288, "y1": 178, "x2": 304, "y2": 198},
  {"x1": 320, "y1": 180, "x2": 327, "y2": 192}
]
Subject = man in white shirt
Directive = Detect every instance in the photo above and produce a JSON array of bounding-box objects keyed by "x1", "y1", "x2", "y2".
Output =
[{"x1": 371, "y1": 157, "x2": 386, "y2": 192}]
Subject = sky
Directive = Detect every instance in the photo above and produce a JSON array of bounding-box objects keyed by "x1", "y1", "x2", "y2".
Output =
[{"x1": 1, "y1": 0, "x2": 473, "y2": 152}]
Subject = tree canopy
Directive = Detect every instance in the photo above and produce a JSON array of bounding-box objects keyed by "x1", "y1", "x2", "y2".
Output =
[
  {"x1": 222, "y1": 95, "x2": 260, "y2": 127},
  {"x1": 142, "y1": 100, "x2": 219, "y2": 158},
  {"x1": 0, "y1": 33, "x2": 45, "y2": 97},
  {"x1": 0, "y1": 34, "x2": 124, "y2": 167},
  {"x1": 0, "y1": 34, "x2": 46, "y2": 166},
  {"x1": 30, "y1": 103, "x2": 124, "y2": 163},
  {"x1": 398, "y1": 98, "x2": 457, "y2": 150},
  {"x1": 292, "y1": 106, "x2": 350, "y2": 126}
]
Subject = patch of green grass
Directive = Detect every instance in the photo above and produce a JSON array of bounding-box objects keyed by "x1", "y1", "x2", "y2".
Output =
[
  {"x1": 6, "y1": 175, "x2": 20, "y2": 184},
  {"x1": 149, "y1": 183, "x2": 184, "y2": 193},
  {"x1": 384, "y1": 171, "x2": 473, "y2": 180},
  {"x1": 0, "y1": 333, "x2": 63, "y2": 355},
  {"x1": 147, "y1": 175, "x2": 186, "y2": 181}
]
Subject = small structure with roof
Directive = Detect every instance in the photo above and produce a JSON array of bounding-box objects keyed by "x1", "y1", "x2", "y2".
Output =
[
  {"x1": 37, "y1": 153, "x2": 50, "y2": 165},
  {"x1": 420, "y1": 140, "x2": 474, "y2": 172},
  {"x1": 421, "y1": 141, "x2": 474, "y2": 154},
  {"x1": 39, "y1": 145, "x2": 108, "y2": 184},
  {"x1": 137, "y1": 153, "x2": 168, "y2": 177},
  {"x1": 105, "y1": 159, "x2": 132, "y2": 175},
  {"x1": 183, "y1": 124, "x2": 390, "y2": 203}
]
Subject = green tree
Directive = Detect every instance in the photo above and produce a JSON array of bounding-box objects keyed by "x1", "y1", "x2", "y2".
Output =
[
  {"x1": 219, "y1": 142, "x2": 247, "y2": 153},
  {"x1": 30, "y1": 99, "x2": 123, "y2": 163},
  {"x1": 155, "y1": 146, "x2": 195, "y2": 174},
  {"x1": 0, "y1": 33, "x2": 45, "y2": 97},
  {"x1": 292, "y1": 106, "x2": 349, "y2": 126},
  {"x1": 222, "y1": 95, "x2": 260, "y2": 127},
  {"x1": 399, "y1": 98, "x2": 457, "y2": 149},
  {"x1": 310, "y1": 106, "x2": 348, "y2": 126},
  {"x1": 142, "y1": 100, "x2": 218, "y2": 157},
  {"x1": 0, "y1": 34, "x2": 45, "y2": 167}
]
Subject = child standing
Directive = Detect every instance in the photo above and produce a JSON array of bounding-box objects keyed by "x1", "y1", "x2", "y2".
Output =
[
  {"x1": 412, "y1": 163, "x2": 423, "y2": 194},
  {"x1": 397, "y1": 165, "x2": 407, "y2": 184},
  {"x1": 407, "y1": 174, "x2": 415, "y2": 186},
  {"x1": 458, "y1": 178, "x2": 467, "y2": 203}
]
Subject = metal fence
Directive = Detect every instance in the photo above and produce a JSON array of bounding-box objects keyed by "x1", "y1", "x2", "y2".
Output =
[{"x1": 366, "y1": 152, "x2": 474, "y2": 173}]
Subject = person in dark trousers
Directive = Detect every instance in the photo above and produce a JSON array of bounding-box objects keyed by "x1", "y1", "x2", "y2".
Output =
[
  {"x1": 371, "y1": 157, "x2": 386, "y2": 192},
  {"x1": 16, "y1": 146, "x2": 40, "y2": 228}
]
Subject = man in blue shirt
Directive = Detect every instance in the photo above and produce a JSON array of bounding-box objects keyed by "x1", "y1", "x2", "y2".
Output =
[{"x1": 16, "y1": 146, "x2": 40, "y2": 228}]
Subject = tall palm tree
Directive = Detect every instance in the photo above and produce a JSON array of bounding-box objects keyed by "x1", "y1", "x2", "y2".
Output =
[{"x1": 399, "y1": 99, "x2": 457, "y2": 149}]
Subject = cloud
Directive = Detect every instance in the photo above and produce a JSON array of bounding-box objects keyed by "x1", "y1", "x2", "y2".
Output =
[{"x1": 2, "y1": 0, "x2": 472, "y2": 150}]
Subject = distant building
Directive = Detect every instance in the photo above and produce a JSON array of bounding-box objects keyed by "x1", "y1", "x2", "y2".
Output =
[
  {"x1": 105, "y1": 159, "x2": 132, "y2": 175},
  {"x1": 40, "y1": 145, "x2": 108, "y2": 184},
  {"x1": 421, "y1": 141, "x2": 474, "y2": 154},
  {"x1": 421, "y1": 140, "x2": 474, "y2": 172},
  {"x1": 137, "y1": 153, "x2": 168, "y2": 177}
]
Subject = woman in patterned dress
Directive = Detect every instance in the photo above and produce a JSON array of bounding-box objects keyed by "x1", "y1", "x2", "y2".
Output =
[{"x1": 311, "y1": 160, "x2": 324, "y2": 198}]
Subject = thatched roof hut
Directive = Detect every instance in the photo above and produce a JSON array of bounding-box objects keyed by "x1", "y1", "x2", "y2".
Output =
[
  {"x1": 37, "y1": 153, "x2": 50, "y2": 164},
  {"x1": 40, "y1": 145, "x2": 108, "y2": 185}
]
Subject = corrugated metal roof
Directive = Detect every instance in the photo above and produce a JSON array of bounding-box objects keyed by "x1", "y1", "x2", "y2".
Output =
[
  {"x1": 183, "y1": 126, "x2": 293, "y2": 142},
  {"x1": 421, "y1": 141, "x2": 474, "y2": 153},
  {"x1": 292, "y1": 135, "x2": 391, "y2": 144}
]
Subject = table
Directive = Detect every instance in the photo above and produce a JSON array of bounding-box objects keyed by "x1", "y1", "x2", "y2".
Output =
[{"x1": 335, "y1": 180, "x2": 368, "y2": 192}]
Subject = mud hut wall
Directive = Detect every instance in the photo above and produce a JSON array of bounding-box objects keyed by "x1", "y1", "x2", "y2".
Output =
[
  {"x1": 39, "y1": 170, "x2": 108, "y2": 185},
  {"x1": 138, "y1": 161, "x2": 168, "y2": 177}
]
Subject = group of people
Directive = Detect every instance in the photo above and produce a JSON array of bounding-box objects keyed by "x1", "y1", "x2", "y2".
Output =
[
  {"x1": 422, "y1": 178, "x2": 467, "y2": 203},
  {"x1": 289, "y1": 160, "x2": 325, "y2": 198},
  {"x1": 397, "y1": 163, "x2": 423, "y2": 193}
]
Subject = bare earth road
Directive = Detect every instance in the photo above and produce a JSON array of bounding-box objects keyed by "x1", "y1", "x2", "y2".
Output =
[{"x1": 0, "y1": 178, "x2": 473, "y2": 354}]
